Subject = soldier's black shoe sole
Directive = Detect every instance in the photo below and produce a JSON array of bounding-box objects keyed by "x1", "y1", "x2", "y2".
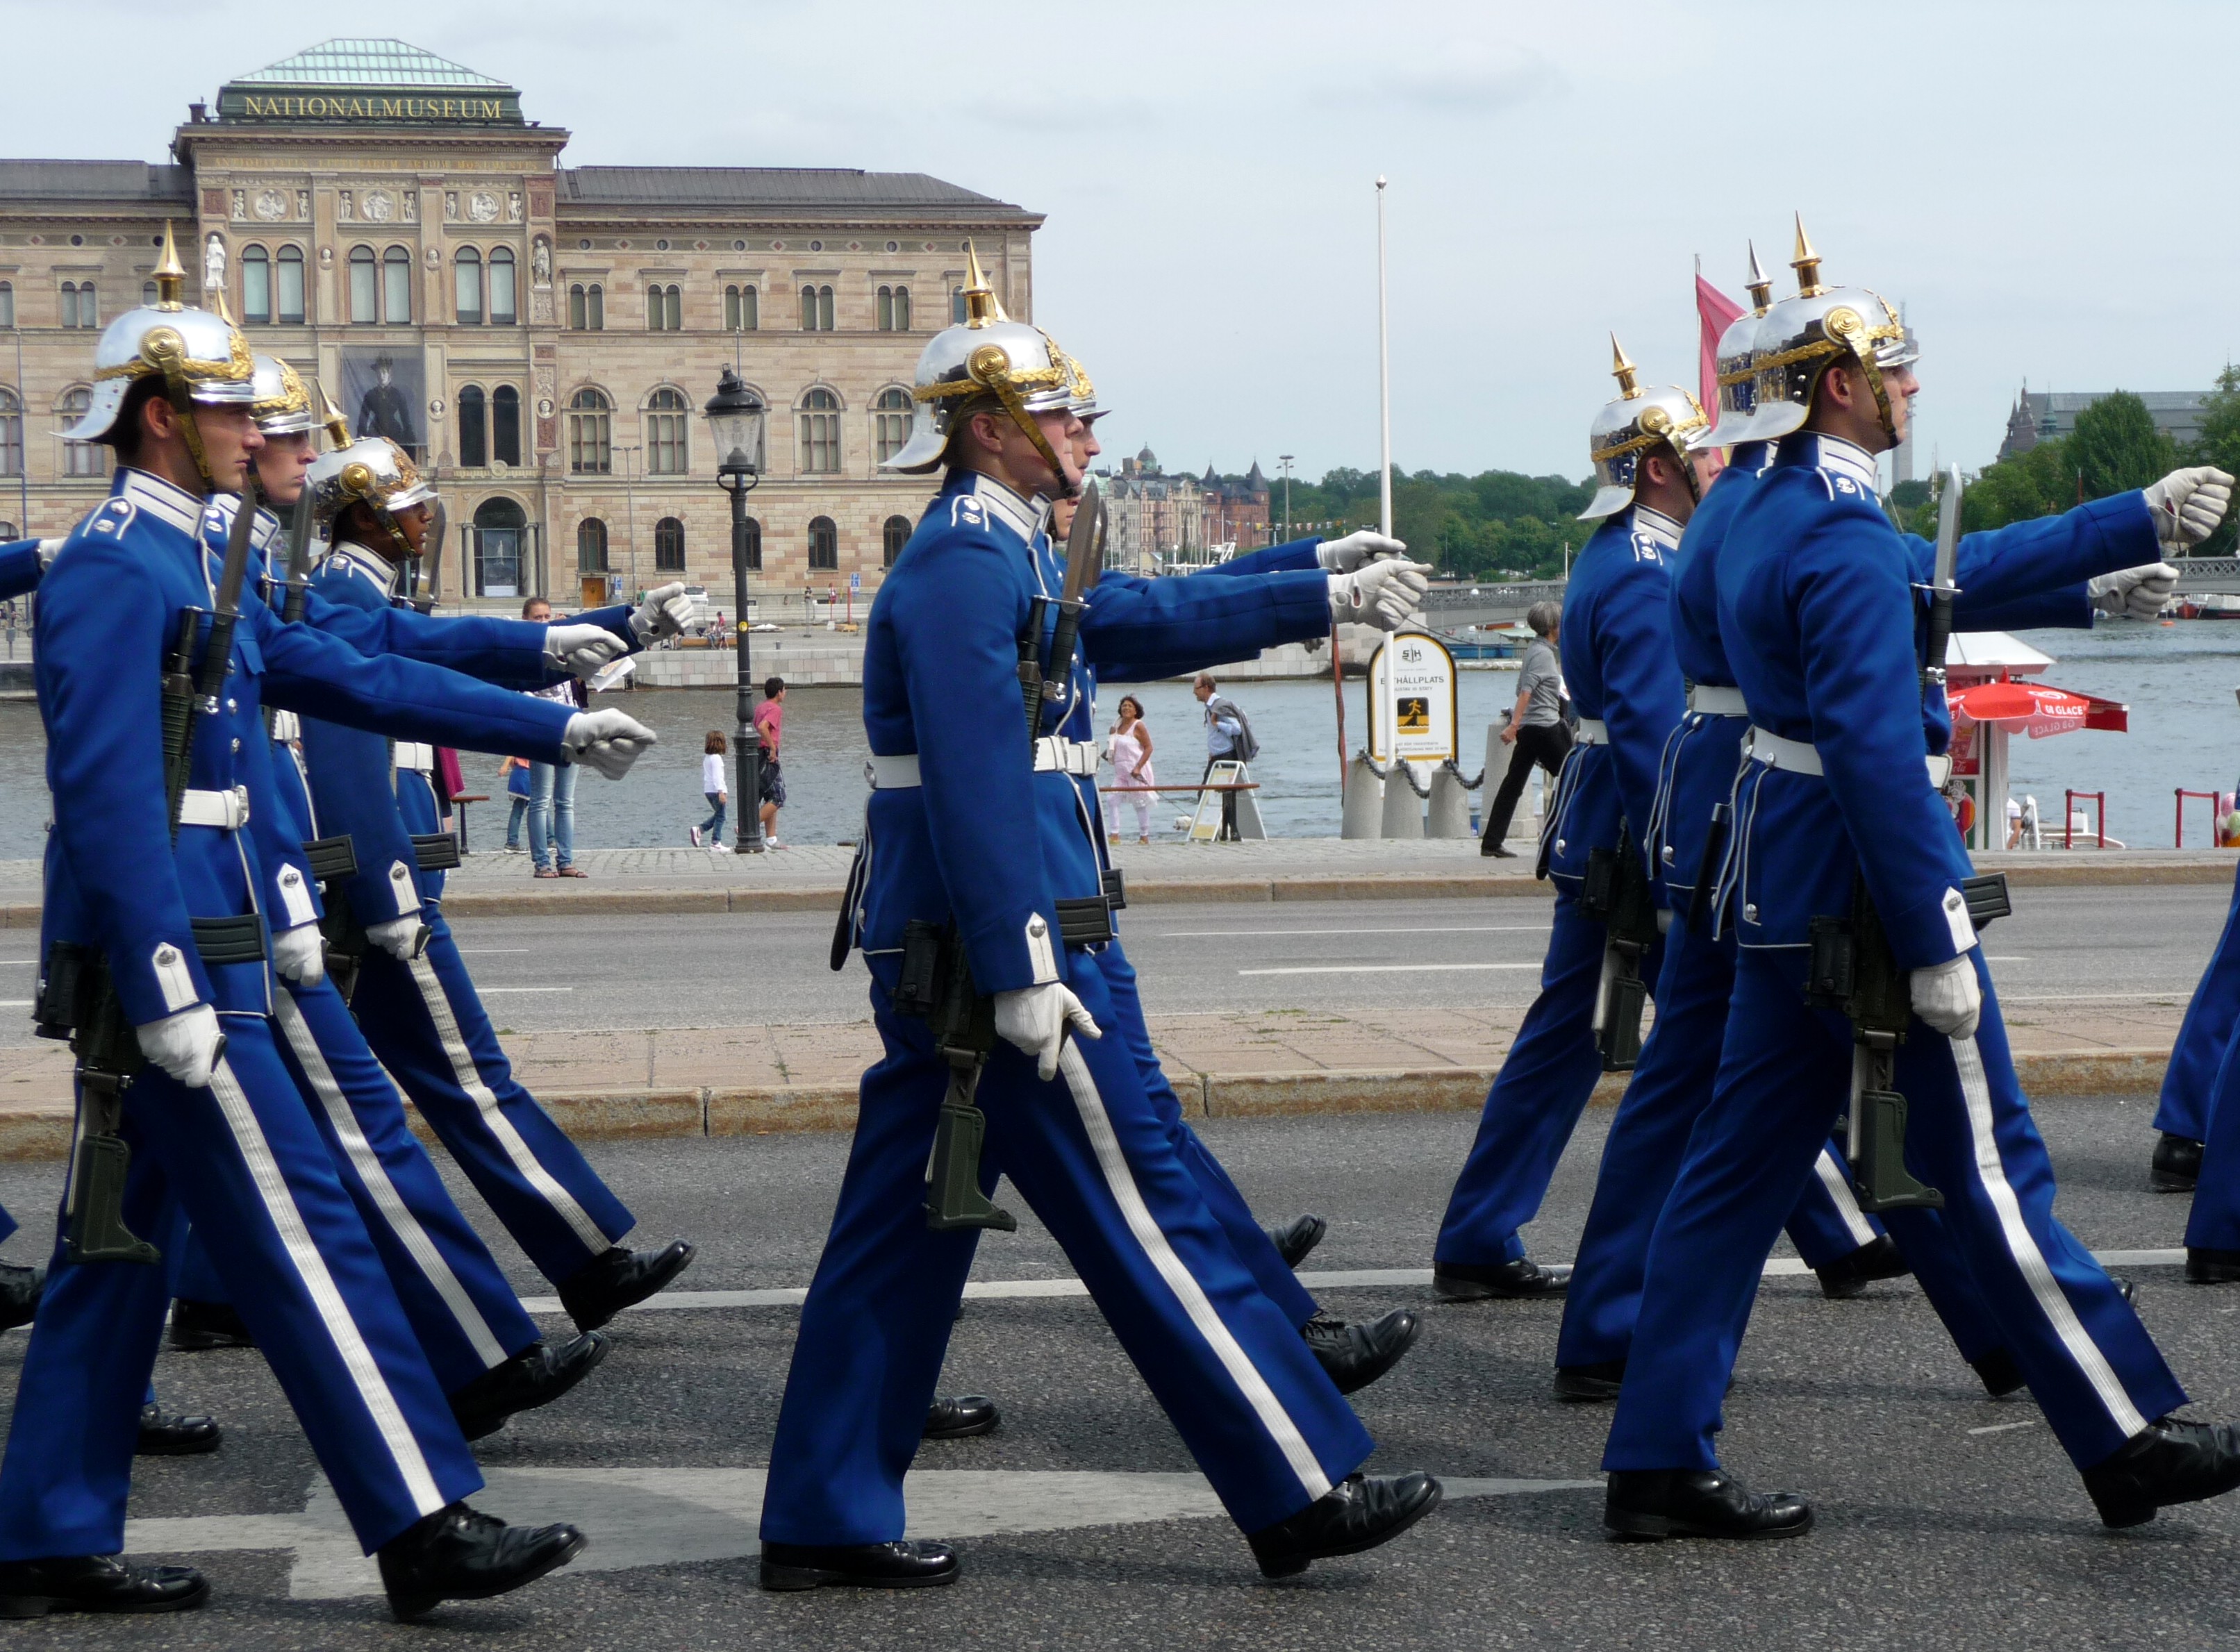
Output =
[{"x1": 2152, "y1": 1133, "x2": 2202, "y2": 1193}]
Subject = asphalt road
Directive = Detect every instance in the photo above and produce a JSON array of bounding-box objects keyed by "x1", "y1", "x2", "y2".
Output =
[{"x1": 0, "y1": 1094, "x2": 2230, "y2": 1649}]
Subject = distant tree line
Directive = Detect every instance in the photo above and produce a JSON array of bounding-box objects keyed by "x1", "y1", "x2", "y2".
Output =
[{"x1": 1229, "y1": 465, "x2": 1594, "y2": 580}]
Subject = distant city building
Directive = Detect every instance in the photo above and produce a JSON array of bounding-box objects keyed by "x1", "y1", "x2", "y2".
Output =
[
  {"x1": 1200, "y1": 459, "x2": 1271, "y2": 551},
  {"x1": 1997, "y1": 388, "x2": 2211, "y2": 463},
  {"x1": 1101, "y1": 447, "x2": 1204, "y2": 574}
]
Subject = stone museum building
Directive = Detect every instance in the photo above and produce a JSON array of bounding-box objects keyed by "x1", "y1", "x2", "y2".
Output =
[{"x1": 0, "y1": 37, "x2": 1040, "y2": 609}]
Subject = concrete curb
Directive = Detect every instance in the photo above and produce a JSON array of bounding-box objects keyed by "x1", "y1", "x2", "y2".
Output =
[{"x1": 0, "y1": 1046, "x2": 2175, "y2": 1160}]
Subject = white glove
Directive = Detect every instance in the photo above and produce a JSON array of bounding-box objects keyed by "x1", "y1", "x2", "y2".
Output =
[
  {"x1": 2142, "y1": 466, "x2": 2234, "y2": 549},
  {"x1": 1909, "y1": 953, "x2": 1982, "y2": 1041},
  {"x1": 135, "y1": 1004, "x2": 224, "y2": 1088},
  {"x1": 629, "y1": 581, "x2": 694, "y2": 642},
  {"x1": 563, "y1": 708, "x2": 658, "y2": 779},
  {"x1": 272, "y1": 922, "x2": 326, "y2": 987},
  {"x1": 545, "y1": 621, "x2": 629, "y2": 678},
  {"x1": 1329, "y1": 558, "x2": 1432, "y2": 632},
  {"x1": 993, "y1": 982, "x2": 1103, "y2": 1082},
  {"x1": 35, "y1": 537, "x2": 62, "y2": 569},
  {"x1": 2087, "y1": 562, "x2": 2179, "y2": 621},
  {"x1": 1316, "y1": 531, "x2": 1407, "y2": 573},
  {"x1": 365, "y1": 916, "x2": 429, "y2": 962}
]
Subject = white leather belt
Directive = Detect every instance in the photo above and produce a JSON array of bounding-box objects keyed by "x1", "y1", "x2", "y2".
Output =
[
  {"x1": 1688, "y1": 685, "x2": 1748, "y2": 717},
  {"x1": 1573, "y1": 718, "x2": 1608, "y2": 746},
  {"x1": 393, "y1": 742, "x2": 434, "y2": 774},
  {"x1": 1746, "y1": 726, "x2": 1953, "y2": 788},
  {"x1": 866, "y1": 737, "x2": 1100, "y2": 791},
  {"x1": 178, "y1": 786, "x2": 251, "y2": 831},
  {"x1": 269, "y1": 709, "x2": 301, "y2": 742}
]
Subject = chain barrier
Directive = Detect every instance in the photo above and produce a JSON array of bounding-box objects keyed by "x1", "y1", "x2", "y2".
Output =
[{"x1": 1355, "y1": 753, "x2": 1485, "y2": 796}]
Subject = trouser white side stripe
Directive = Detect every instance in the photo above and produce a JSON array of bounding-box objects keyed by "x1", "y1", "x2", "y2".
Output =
[
  {"x1": 205, "y1": 1056, "x2": 446, "y2": 1518},
  {"x1": 277, "y1": 991, "x2": 511, "y2": 1371},
  {"x1": 405, "y1": 951, "x2": 611, "y2": 1256},
  {"x1": 1812, "y1": 1148, "x2": 1878, "y2": 1248},
  {"x1": 1950, "y1": 1032, "x2": 2148, "y2": 1438},
  {"x1": 1055, "y1": 1042, "x2": 1332, "y2": 1503}
]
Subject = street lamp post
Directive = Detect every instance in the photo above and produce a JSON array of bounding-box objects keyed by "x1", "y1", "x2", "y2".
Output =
[
  {"x1": 706, "y1": 367, "x2": 768, "y2": 853},
  {"x1": 1279, "y1": 453, "x2": 1294, "y2": 545}
]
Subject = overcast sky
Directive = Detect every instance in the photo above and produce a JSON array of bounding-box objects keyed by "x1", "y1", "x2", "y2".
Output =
[{"x1": 0, "y1": 0, "x2": 2223, "y2": 485}]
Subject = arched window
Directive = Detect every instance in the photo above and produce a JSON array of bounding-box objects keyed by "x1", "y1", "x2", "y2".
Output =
[
  {"x1": 489, "y1": 247, "x2": 516, "y2": 326},
  {"x1": 492, "y1": 385, "x2": 521, "y2": 467},
  {"x1": 457, "y1": 385, "x2": 487, "y2": 467},
  {"x1": 140, "y1": 281, "x2": 157, "y2": 307},
  {"x1": 883, "y1": 514, "x2": 911, "y2": 568},
  {"x1": 570, "y1": 282, "x2": 603, "y2": 331},
  {"x1": 0, "y1": 388, "x2": 20, "y2": 478},
  {"x1": 872, "y1": 386, "x2": 912, "y2": 465},
  {"x1": 654, "y1": 515, "x2": 686, "y2": 573},
  {"x1": 383, "y1": 247, "x2": 412, "y2": 322},
  {"x1": 0, "y1": 282, "x2": 14, "y2": 328},
  {"x1": 576, "y1": 517, "x2": 608, "y2": 571},
  {"x1": 472, "y1": 497, "x2": 526, "y2": 599},
  {"x1": 951, "y1": 286, "x2": 967, "y2": 324},
  {"x1": 455, "y1": 247, "x2": 483, "y2": 325},
  {"x1": 647, "y1": 386, "x2": 690, "y2": 475},
  {"x1": 349, "y1": 247, "x2": 377, "y2": 322},
  {"x1": 799, "y1": 283, "x2": 833, "y2": 331},
  {"x1": 798, "y1": 386, "x2": 841, "y2": 474},
  {"x1": 724, "y1": 284, "x2": 757, "y2": 331},
  {"x1": 58, "y1": 387, "x2": 101, "y2": 476},
  {"x1": 276, "y1": 246, "x2": 305, "y2": 324},
  {"x1": 568, "y1": 387, "x2": 612, "y2": 474},
  {"x1": 877, "y1": 285, "x2": 911, "y2": 331},
  {"x1": 647, "y1": 283, "x2": 681, "y2": 331},
  {"x1": 741, "y1": 515, "x2": 762, "y2": 571},
  {"x1": 808, "y1": 515, "x2": 838, "y2": 571},
  {"x1": 240, "y1": 246, "x2": 270, "y2": 324}
]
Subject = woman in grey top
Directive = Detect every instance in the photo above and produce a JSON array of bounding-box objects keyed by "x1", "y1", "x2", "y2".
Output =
[{"x1": 1480, "y1": 600, "x2": 1571, "y2": 858}]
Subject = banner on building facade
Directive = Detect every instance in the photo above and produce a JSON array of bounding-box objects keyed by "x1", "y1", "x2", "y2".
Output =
[{"x1": 340, "y1": 347, "x2": 425, "y2": 461}]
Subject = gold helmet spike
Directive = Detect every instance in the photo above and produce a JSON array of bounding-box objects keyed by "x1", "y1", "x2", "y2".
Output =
[
  {"x1": 318, "y1": 383, "x2": 351, "y2": 447},
  {"x1": 960, "y1": 240, "x2": 1007, "y2": 327},
  {"x1": 151, "y1": 222, "x2": 186, "y2": 312},
  {"x1": 1791, "y1": 213, "x2": 1825, "y2": 298},
  {"x1": 1609, "y1": 334, "x2": 1642, "y2": 400},
  {"x1": 1744, "y1": 241, "x2": 1773, "y2": 314}
]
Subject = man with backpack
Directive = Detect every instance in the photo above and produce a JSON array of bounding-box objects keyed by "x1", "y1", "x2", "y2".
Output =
[{"x1": 1193, "y1": 672, "x2": 1256, "y2": 840}]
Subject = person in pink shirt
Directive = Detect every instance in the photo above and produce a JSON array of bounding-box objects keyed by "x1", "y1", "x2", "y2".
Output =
[{"x1": 754, "y1": 676, "x2": 788, "y2": 849}]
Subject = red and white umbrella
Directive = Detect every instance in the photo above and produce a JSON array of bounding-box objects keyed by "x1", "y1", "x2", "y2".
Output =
[{"x1": 1948, "y1": 679, "x2": 2128, "y2": 740}]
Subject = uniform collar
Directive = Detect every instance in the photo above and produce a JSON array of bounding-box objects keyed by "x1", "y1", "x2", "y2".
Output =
[
  {"x1": 1778, "y1": 431, "x2": 1880, "y2": 493},
  {"x1": 113, "y1": 468, "x2": 207, "y2": 540},
  {"x1": 327, "y1": 535, "x2": 399, "y2": 593},
  {"x1": 945, "y1": 468, "x2": 1047, "y2": 547},
  {"x1": 197, "y1": 491, "x2": 281, "y2": 553},
  {"x1": 1731, "y1": 440, "x2": 1773, "y2": 476},
  {"x1": 1632, "y1": 503, "x2": 1683, "y2": 549}
]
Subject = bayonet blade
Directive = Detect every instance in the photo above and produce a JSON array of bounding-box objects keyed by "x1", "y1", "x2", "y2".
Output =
[
  {"x1": 1060, "y1": 479, "x2": 1104, "y2": 604},
  {"x1": 416, "y1": 496, "x2": 447, "y2": 613},
  {"x1": 1932, "y1": 463, "x2": 1961, "y2": 596}
]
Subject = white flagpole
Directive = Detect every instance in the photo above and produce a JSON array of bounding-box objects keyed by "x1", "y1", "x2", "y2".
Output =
[{"x1": 1375, "y1": 175, "x2": 1395, "y2": 776}]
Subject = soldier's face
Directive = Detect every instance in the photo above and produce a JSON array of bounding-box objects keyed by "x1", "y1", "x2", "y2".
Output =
[
  {"x1": 256, "y1": 432, "x2": 315, "y2": 505},
  {"x1": 392, "y1": 503, "x2": 431, "y2": 555},
  {"x1": 200, "y1": 407, "x2": 265, "y2": 492},
  {"x1": 1884, "y1": 364, "x2": 1920, "y2": 443}
]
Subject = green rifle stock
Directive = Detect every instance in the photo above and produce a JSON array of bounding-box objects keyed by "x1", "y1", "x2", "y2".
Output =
[{"x1": 896, "y1": 921, "x2": 1016, "y2": 1233}]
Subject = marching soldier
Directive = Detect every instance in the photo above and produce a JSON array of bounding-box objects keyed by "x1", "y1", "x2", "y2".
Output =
[
  {"x1": 2149, "y1": 903, "x2": 2240, "y2": 1194},
  {"x1": 1602, "y1": 260, "x2": 2240, "y2": 1540},
  {"x1": 765, "y1": 258, "x2": 1439, "y2": 1589}
]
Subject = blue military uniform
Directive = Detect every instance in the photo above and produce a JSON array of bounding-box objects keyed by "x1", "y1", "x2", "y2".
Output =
[
  {"x1": 764, "y1": 471, "x2": 1365, "y2": 1546},
  {"x1": 1603, "y1": 432, "x2": 2185, "y2": 1478},
  {"x1": 2, "y1": 468, "x2": 577, "y2": 1560},
  {"x1": 2155, "y1": 893, "x2": 2240, "y2": 1147}
]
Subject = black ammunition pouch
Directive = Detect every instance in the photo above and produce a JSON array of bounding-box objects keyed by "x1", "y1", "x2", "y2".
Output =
[
  {"x1": 189, "y1": 913, "x2": 267, "y2": 967},
  {"x1": 1056, "y1": 896, "x2": 1115, "y2": 948},
  {"x1": 410, "y1": 832, "x2": 462, "y2": 872},
  {"x1": 1961, "y1": 871, "x2": 2011, "y2": 930},
  {"x1": 302, "y1": 834, "x2": 358, "y2": 883}
]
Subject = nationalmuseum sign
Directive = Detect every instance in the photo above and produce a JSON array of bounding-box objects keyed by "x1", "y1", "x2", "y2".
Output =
[{"x1": 215, "y1": 38, "x2": 525, "y2": 126}]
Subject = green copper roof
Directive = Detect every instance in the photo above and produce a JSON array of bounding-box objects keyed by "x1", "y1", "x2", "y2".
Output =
[{"x1": 233, "y1": 39, "x2": 508, "y2": 90}]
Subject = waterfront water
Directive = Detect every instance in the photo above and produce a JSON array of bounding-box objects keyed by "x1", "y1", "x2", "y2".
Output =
[{"x1": 3, "y1": 620, "x2": 2238, "y2": 856}]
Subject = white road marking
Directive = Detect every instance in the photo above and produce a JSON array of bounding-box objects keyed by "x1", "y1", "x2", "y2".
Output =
[
  {"x1": 0, "y1": 1001, "x2": 28, "y2": 1008},
  {"x1": 477, "y1": 986, "x2": 576, "y2": 994},
  {"x1": 2000, "y1": 992, "x2": 2193, "y2": 1003},
  {"x1": 1238, "y1": 963, "x2": 1542, "y2": 977},
  {"x1": 1162, "y1": 925, "x2": 1552, "y2": 938},
  {"x1": 1984, "y1": 956, "x2": 2030, "y2": 962},
  {"x1": 456, "y1": 948, "x2": 533, "y2": 955},
  {"x1": 1967, "y1": 1420, "x2": 2039, "y2": 1437}
]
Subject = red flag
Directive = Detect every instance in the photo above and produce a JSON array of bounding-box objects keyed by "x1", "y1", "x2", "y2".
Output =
[{"x1": 1695, "y1": 273, "x2": 1744, "y2": 417}]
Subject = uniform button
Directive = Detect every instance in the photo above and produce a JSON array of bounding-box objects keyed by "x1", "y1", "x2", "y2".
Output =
[
  {"x1": 231, "y1": 738, "x2": 241, "y2": 752},
  {"x1": 1554, "y1": 839, "x2": 1566, "y2": 853},
  {"x1": 1743, "y1": 903, "x2": 1759, "y2": 921},
  {"x1": 1661, "y1": 845, "x2": 1675, "y2": 862},
  {"x1": 224, "y1": 699, "x2": 237, "y2": 713}
]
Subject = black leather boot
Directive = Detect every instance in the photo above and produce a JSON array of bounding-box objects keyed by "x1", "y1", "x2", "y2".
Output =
[
  {"x1": 1814, "y1": 1235, "x2": 1911, "y2": 1301},
  {"x1": 1554, "y1": 1359, "x2": 1627, "y2": 1402},
  {"x1": 1432, "y1": 1258, "x2": 1569, "y2": 1301},
  {"x1": 0, "y1": 1555, "x2": 206, "y2": 1617},
  {"x1": 2082, "y1": 1416, "x2": 2240, "y2": 1528},
  {"x1": 2187, "y1": 1248, "x2": 2240, "y2": 1284},
  {"x1": 922, "y1": 1395, "x2": 999, "y2": 1440},
  {"x1": 2152, "y1": 1133, "x2": 2203, "y2": 1193},
  {"x1": 449, "y1": 1332, "x2": 611, "y2": 1442},
  {"x1": 759, "y1": 1540, "x2": 959, "y2": 1591},
  {"x1": 0, "y1": 1261, "x2": 44, "y2": 1333},
  {"x1": 135, "y1": 1404, "x2": 221, "y2": 1457},
  {"x1": 1604, "y1": 1469, "x2": 1814, "y2": 1541},
  {"x1": 1302, "y1": 1309, "x2": 1420, "y2": 1395},
  {"x1": 1972, "y1": 1349, "x2": 2027, "y2": 1398},
  {"x1": 377, "y1": 1503, "x2": 585, "y2": 1621},
  {"x1": 557, "y1": 1240, "x2": 695, "y2": 1332},
  {"x1": 1247, "y1": 1472, "x2": 1443, "y2": 1578},
  {"x1": 167, "y1": 1298, "x2": 253, "y2": 1351},
  {"x1": 1266, "y1": 1213, "x2": 1327, "y2": 1271}
]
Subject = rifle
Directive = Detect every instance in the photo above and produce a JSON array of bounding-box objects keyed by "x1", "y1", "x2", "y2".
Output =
[
  {"x1": 894, "y1": 921, "x2": 1016, "y2": 1233},
  {"x1": 409, "y1": 496, "x2": 446, "y2": 615},
  {"x1": 1582, "y1": 820, "x2": 1659, "y2": 1071},
  {"x1": 1037, "y1": 481, "x2": 1105, "y2": 736}
]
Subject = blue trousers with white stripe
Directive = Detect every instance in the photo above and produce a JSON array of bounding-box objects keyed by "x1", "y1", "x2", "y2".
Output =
[
  {"x1": 1558, "y1": 917, "x2": 2002, "y2": 1371},
  {"x1": 2157, "y1": 858, "x2": 2240, "y2": 1143},
  {"x1": 762, "y1": 948, "x2": 1372, "y2": 1545},
  {"x1": 2182, "y1": 988, "x2": 2240, "y2": 1251},
  {"x1": 1604, "y1": 948, "x2": 2186, "y2": 1475},
  {"x1": 1436, "y1": 892, "x2": 1661, "y2": 1266},
  {"x1": 349, "y1": 903, "x2": 633, "y2": 1285},
  {"x1": 0, "y1": 1013, "x2": 481, "y2": 1558}
]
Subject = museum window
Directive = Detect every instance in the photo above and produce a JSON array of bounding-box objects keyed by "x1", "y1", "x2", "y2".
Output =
[
  {"x1": 872, "y1": 386, "x2": 911, "y2": 465},
  {"x1": 383, "y1": 247, "x2": 412, "y2": 323},
  {"x1": 951, "y1": 286, "x2": 966, "y2": 324},
  {"x1": 799, "y1": 283, "x2": 834, "y2": 331},
  {"x1": 58, "y1": 387, "x2": 101, "y2": 476},
  {"x1": 490, "y1": 247, "x2": 516, "y2": 326},
  {"x1": 472, "y1": 497, "x2": 526, "y2": 599},
  {"x1": 808, "y1": 515, "x2": 838, "y2": 571},
  {"x1": 569, "y1": 387, "x2": 613, "y2": 475},
  {"x1": 0, "y1": 390, "x2": 20, "y2": 478},
  {"x1": 883, "y1": 514, "x2": 911, "y2": 568},
  {"x1": 877, "y1": 285, "x2": 911, "y2": 331},
  {"x1": 647, "y1": 283, "x2": 681, "y2": 331},
  {"x1": 577, "y1": 517, "x2": 608, "y2": 571},
  {"x1": 458, "y1": 385, "x2": 487, "y2": 468},
  {"x1": 0, "y1": 283, "x2": 13, "y2": 328},
  {"x1": 58, "y1": 284, "x2": 96, "y2": 331},
  {"x1": 492, "y1": 385, "x2": 521, "y2": 467},
  {"x1": 455, "y1": 248, "x2": 483, "y2": 326},
  {"x1": 140, "y1": 281, "x2": 157, "y2": 307},
  {"x1": 647, "y1": 386, "x2": 690, "y2": 476},
  {"x1": 240, "y1": 247, "x2": 270, "y2": 324},
  {"x1": 570, "y1": 282, "x2": 604, "y2": 331},
  {"x1": 654, "y1": 515, "x2": 686, "y2": 573},
  {"x1": 740, "y1": 515, "x2": 762, "y2": 570},
  {"x1": 349, "y1": 247, "x2": 377, "y2": 322},
  {"x1": 724, "y1": 283, "x2": 757, "y2": 331},
  {"x1": 797, "y1": 387, "x2": 841, "y2": 474},
  {"x1": 276, "y1": 246, "x2": 305, "y2": 325}
]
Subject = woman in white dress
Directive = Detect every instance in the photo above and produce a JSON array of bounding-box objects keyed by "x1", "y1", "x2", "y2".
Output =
[{"x1": 1104, "y1": 694, "x2": 1156, "y2": 844}]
